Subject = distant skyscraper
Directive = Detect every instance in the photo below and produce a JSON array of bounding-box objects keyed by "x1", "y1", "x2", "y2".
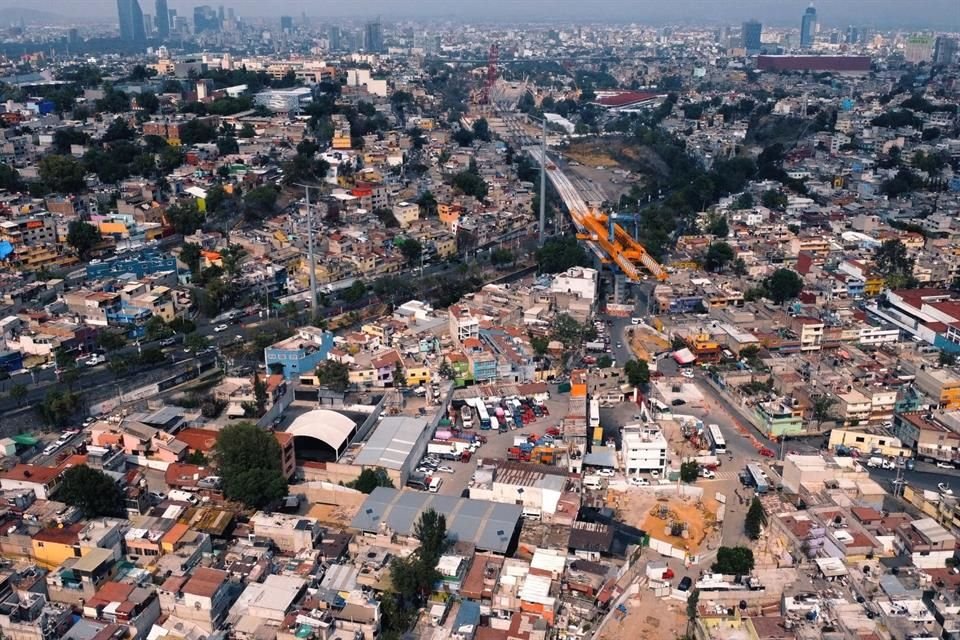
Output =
[
  {"x1": 934, "y1": 36, "x2": 958, "y2": 65},
  {"x1": 193, "y1": 5, "x2": 220, "y2": 33},
  {"x1": 741, "y1": 20, "x2": 762, "y2": 54},
  {"x1": 154, "y1": 0, "x2": 169, "y2": 38},
  {"x1": 280, "y1": 16, "x2": 293, "y2": 33},
  {"x1": 328, "y1": 26, "x2": 342, "y2": 51},
  {"x1": 117, "y1": 0, "x2": 146, "y2": 43},
  {"x1": 364, "y1": 19, "x2": 383, "y2": 53},
  {"x1": 800, "y1": 4, "x2": 817, "y2": 49}
]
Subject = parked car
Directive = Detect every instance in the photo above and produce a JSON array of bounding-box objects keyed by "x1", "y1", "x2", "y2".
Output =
[
  {"x1": 678, "y1": 576, "x2": 693, "y2": 591},
  {"x1": 936, "y1": 461, "x2": 955, "y2": 469},
  {"x1": 939, "y1": 483, "x2": 954, "y2": 495},
  {"x1": 671, "y1": 399, "x2": 686, "y2": 406},
  {"x1": 681, "y1": 370, "x2": 694, "y2": 379},
  {"x1": 159, "y1": 337, "x2": 177, "y2": 347},
  {"x1": 213, "y1": 324, "x2": 228, "y2": 333},
  {"x1": 84, "y1": 354, "x2": 106, "y2": 367},
  {"x1": 699, "y1": 468, "x2": 716, "y2": 479},
  {"x1": 596, "y1": 468, "x2": 615, "y2": 477},
  {"x1": 629, "y1": 477, "x2": 650, "y2": 487},
  {"x1": 437, "y1": 466, "x2": 455, "y2": 474},
  {"x1": 759, "y1": 447, "x2": 775, "y2": 458},
  {"x1": 650, "y1": 469, "x2": 660, "y2": 479}
]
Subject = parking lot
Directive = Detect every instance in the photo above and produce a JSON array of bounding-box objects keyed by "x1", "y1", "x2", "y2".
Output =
[{"x1": 415, "y1": 392, "x2": 572, "y2": 498}]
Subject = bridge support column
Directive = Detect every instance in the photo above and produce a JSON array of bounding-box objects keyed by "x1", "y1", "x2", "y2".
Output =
[{"x1": 613, "y1": 273, "x2": 626, "y2": 305}]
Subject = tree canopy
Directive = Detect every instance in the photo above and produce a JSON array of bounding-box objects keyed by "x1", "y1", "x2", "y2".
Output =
[
  {"x1": 624, "y1": 359, "x2": 651, "y2": 387},
  {"x1": 348, "y1": 468, "x2": 395, "y2": 493},
  {"x1": 214, "y1": 422, "x2": 288, "y2": 508},
  {"x1": 874, "y1": 239, "x2": 916, "y2": 289},
  {"x1": 712, "y1": 546, "x2": 755, "y2": 575},
  {"x1": 66, "y1": 220, "x2": 102, "y2": 259},
  {"x1": 764, "y1": 268, "x2": 804, "y2": 304},
  {"x1": 745, "y1": 497, "x2": 766, "y2": 540},
  {"x1": 536, "y1": 235, "x2": 589, "y2": 273},
  {"x1": 704, "y1": 241, "x2": 735, "y2": 273},
  {"x1": 315, "y1": 360, "x2": 350, "y2": 392},
  {"x1": 57, "y1": 465, "x2": 125, "y2": 518}
]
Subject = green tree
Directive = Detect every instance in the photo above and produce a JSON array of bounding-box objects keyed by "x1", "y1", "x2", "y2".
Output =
[
  {"x1": 708, "y1": 215, "x2": 729, "y2": 238},
  {"x1": 220, "y1": 244, "x2": 247, "y2": 277},
  {"x1": 764, "y1": 268, "x2": 804, "y2": 305},
  {"x1": 102, "y1": 117, "x2": 136, "y2": 142},
  {"x1": 179, "y1": 118, "x2": 217, "y2": 145},
  {"x1": 472, "y1": 117, "x2": 491, "y2": 141},
  {"x1": 399, "y1": 238, "x2": 422, "y2": 265},
  {"x1": 214, "y1": 422, "x2": 288, "y2": 509},
  {"x1": 36, "y1": 389, "x2": 81, "y2": 427},
  {"x1": 597, "y1": 355, "x2": 613, "y2": 368},
  {"x1": 733, "y1": 193, "x2": 754, "y2": 209},
  {"x1": 624, "y1": 359, "x2": 651, "y2": 387},
  {"x1": 56, "y1": 465, "x2": 125, "y2": 517},
  {"x1": 874, "y1": 239, "x2": 915, "y2": 289},
  {"x1": 811, "y1": 395, "x2": 837, "y2": 429},
  {"x1": 490, "y1": 248, "x2": 514, "y2": 266},
  {"x1": 0, "y1": 162, "x2": 21, "y2": 190},
  {"x1": 243, "y1": 186, "x2": 278, "y2": 220},
  {"x1": 179, "y1": 242, "x2": 202, "y2": 275},
  {"x1": 315, "y1": 360, "x2": 350, "y2": 392},
  {"x1": 348, "y1": 467, "x2": 395, "y2": 493},
  {"x1": 39, "y1": 154, "x2": 87, "y2": 193},
  {"x1": 164, "y1": 201, "x2": 204, "y2": 235},
  {"x1": 704, "y1": 241, "x2": 735, "y2": 273},
  {"x1": 939, "y1": 351, "x2": 957, "y2": 367},
  {"x1": 144, "y1": 316, "x2": 173, "y2": 341},
  {"x1": 238, "y1": 122, "x2": 256, "y2": 138},
  {"x1": 9, "y1": 383, "x2": 27, "y2": 406},
  {"x1": 680, "y1": 461, "x2": 699, "y2": 483},
  {"x1": 158, "y1": 145, "x2": 184, "y2": 173},
  {"x1": 252, "y1": 374, "x2": 268, "y2": 415},
  {"x1": 97, "y1": 330, "x2": 127, "y2": 351},
  {"x1": 341, "y1": 279, "x2": 367, "y2": 303},
  {"x1": 712, "y1": 546, "x2": 755, "y2": 575},
  {"x1": 745, "y1": 497, "x2": 766, "y2": 540},
  {"x1": 530, "y1": 335, "x2": 550, "y2": 356},
  {"x1": 217, "y1": 136, "x2": 239, "y2": 155},
  {"x1": 761, "y1": 189, "x2": 788, "y2": 211},
  {"x1": 551, "y1": 313, "x2": 591, "y2": 349},
  {"x1": 186, "y1": 450, "x2": 208, "y2": 465},
  {"x1": 393, "y1": 360, "x2": 406, "y2": 388},
  {"x1": 451, "y1": 170, "x2": 488, "y2": 199},
  {"x1": 66, "y1": 220, "x2": 102, "y2": 259},
  {"x1": 537, "y1": 235, "x2": 588, "y2": 273}
]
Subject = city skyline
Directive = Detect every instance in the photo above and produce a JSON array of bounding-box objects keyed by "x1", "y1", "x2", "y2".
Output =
[{"x1": 2, "y1": 0, "x2": 959, "y2": 30}]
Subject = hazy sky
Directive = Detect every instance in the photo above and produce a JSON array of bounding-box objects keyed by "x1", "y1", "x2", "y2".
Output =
[{"x1": 5, "y1": 0, "x2": 959, "y2": 29}]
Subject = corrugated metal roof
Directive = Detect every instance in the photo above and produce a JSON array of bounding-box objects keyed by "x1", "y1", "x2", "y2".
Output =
[
  {"x1": 352, "y1": 417, "x2": 428, "y2": 470},
  {"x1": 350, "y1": 487, "x2": 521, "y2": 554}
]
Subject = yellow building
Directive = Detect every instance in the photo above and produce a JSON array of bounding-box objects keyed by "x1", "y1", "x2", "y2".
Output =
[
  {"x1": 828, "y1": 427, "x2": 912, "y2": 458},
  {"x1": 349, "y1": 367, "x2": 377, "y2": 387},
  {"x1": 32, "y1": 524, "x2": 84, "y2": 568},
  {"x1": 404, "y1": 362, "x2": 430, "y2": 386},
  {"x1": 433, "y1": 235, "x2": 458, "y2": 258},
  {"x1": 864, "y1": 277, "x2": 885, "y2": 296}
]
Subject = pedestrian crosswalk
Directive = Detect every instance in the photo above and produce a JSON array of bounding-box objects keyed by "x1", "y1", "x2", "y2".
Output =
[{"x1": 703, "y1": 471, "x2": 739, "y2": 481}]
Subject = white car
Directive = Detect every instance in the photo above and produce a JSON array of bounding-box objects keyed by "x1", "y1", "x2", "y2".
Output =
[
  {"x1": 84, "y1": 354, "x2": 106, "y2": 367},
  {"x1": 650, "y1": 469, "x2": 661, "y2": 479},
  {"x1": 939, "y1": 483, "x2": 954, "y2": 495},
  {"x1": 213, "y1": 324, "x2": 229, "y2": 333},
  {"x1": 700, "y1": 468, "x2": 716, "y2": 479},
  {"x1": 596, "y1": 468, "x2": 615, "y2": 477},
  {"x1": 631, "y1": 317, "x2": 641, "y2": 325},
  {"x1": 936, "y1": 461, "x2": 955, "y2": 469},
  {"x1": 681, "y1": 370, "x2": 695, "y2": 379},
  {"x1": 437, "y1": 466, "x2": 455, "y2": 474},
  {"x1": 629, "y1": 477, "x2": 650, "y2": 487}
]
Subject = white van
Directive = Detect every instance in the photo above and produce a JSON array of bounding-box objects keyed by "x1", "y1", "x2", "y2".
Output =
[
  {"x1": 168, "y1": 489, "x2": 199, "y2": 505},
  {"x1": 428, "y1": 477, "x2": 443, "y2": 493},
  {"x1": 522, "y1": 507, "x2": 542, "y2": 521},
  {"x1": 583, "y1": 475, "x2": 603, "y2": 490}
]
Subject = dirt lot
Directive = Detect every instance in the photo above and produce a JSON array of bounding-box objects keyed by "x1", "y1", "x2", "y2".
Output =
[
  {"x1": 627, "y1": 326, "x2": 669, "y2": 361},
  {"x1": 564, "y1": 142, "x2": 621, "y2": 168},
  {"x1": 598, "y1": 585, "x2": 687, "y2": 640},
  {"x1": 608, "y1": 489, "x2": 719, "y2": 555}
]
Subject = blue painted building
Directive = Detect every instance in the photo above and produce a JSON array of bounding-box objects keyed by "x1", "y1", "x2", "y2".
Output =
[
  {"x1": 0, "y1": 350, "x2": 24, "y2": 373},
  {"x1": 86, "y1": 248, "x2": 178, "y2": 280},
  {"x1": 668, "y1": 296, "x2": 704, "y2": 314},
  {"x1": 264, "y1": 326, "x2": 335, "y2": 379}
]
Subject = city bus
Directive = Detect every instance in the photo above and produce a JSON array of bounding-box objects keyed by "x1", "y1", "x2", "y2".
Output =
[
  {"x1": 745, "y1": 463, "x2": 769, "y2": 494},
  {"x1": 706, "y1": 424, "x2": 726, "y2": 455},
  {"x1": 477, "y1": 403, "x2": 491, "y2": 430}
]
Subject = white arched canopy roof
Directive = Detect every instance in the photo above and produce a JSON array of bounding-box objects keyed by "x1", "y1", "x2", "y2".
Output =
[{"x1": 286, "y1": 410, "x2": 357, "y2": 453}]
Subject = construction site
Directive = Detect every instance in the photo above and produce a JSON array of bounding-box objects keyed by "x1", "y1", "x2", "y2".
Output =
[{"x1": 606, "y1": 486, "x2": 721, "y2": 557}]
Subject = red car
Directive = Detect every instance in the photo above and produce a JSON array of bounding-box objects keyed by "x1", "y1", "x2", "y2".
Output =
[
  {"x1": 759, "y1": 447, "x2": 775, "y2": 458},
  {"x1": 546, "y1": 426, "x2": 561, "y2": 437}
]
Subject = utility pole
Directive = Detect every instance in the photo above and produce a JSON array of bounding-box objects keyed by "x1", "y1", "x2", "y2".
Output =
[{"x1": 538, "y1": 115, "x2": 547, "y2": 247}]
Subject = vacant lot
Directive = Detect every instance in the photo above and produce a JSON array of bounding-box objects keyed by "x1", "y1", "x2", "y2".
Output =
[{"x1": 598, "y1": 585, "x2": 687, "y2": 640}]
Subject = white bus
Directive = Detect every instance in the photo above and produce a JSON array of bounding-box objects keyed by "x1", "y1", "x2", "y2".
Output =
[
  {"x1": 477, "y1": 403, "x2": 491, "y2": 430},
  {"x1": 706, "y1": 424, "x2": 726, "y2": 454}
]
